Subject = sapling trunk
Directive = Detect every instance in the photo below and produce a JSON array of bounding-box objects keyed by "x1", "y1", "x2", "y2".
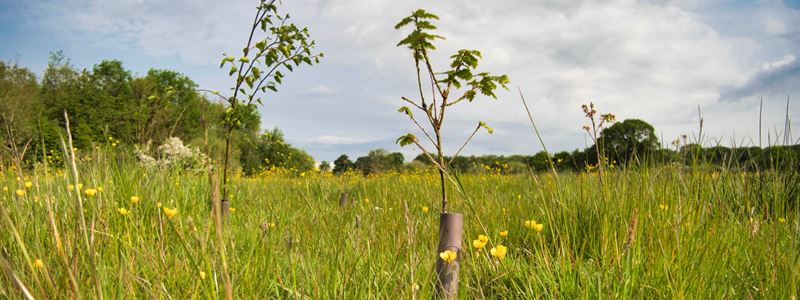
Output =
[
  {"x1": 435, "y1": 213, "x2": 463, "y2": 299},
  {"x1": 394, "y1": 9, "x2": 509, "y2": 299}
]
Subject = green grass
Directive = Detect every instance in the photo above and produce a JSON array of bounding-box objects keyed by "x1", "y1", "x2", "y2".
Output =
[{"x1": 1, "y1": 151, "x2": 798, "y2": 298}]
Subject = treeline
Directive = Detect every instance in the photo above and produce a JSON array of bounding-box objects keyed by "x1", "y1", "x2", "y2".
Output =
[
  {"x1": 329, "y1": 118, "x2": 799, "y2": 175},
  {"x1": 0, "y1": 53, "x2": 313, "y2": 174}
]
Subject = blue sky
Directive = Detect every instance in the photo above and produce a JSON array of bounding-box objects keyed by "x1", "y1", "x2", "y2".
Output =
[{"x1": 1, "y1": 0, "x2": 799, "y2": 162}]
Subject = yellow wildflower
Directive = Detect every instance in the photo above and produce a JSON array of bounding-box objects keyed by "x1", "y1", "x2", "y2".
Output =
[
  {"x1": 34, "y1": 259, "x2": 44, "y2": 269},
  {"x1": 2, "y1": 186, "x2": 7, "y2": 192},
  {"x1": 364, "y1": 198, "x2": 369, "y2": 204},
  {"x1": 97, "y1": 187, "x2": 103, "y2": 192},
  {"x1": 84, "y1": 189, "x2": 97, "y2": 198},
  {"x1": 230, "y1": 207, "x2": 236, "y2": 213},
  {"x1": 472, "y1": 239, "x2": 486, "y2": 251},
  {"x1": 499, "y1": 230, "x2": 509, "y2": 238},
  {"x1": 490, "y1": 245, "x2": 508, "y2": 260},
  {"x1": 117, "y1": 207, "x2": 130, "y2": 216},
  {"x1": 67, "y1": 184, "x2": 74, "y2": 191},
  {"x1": 24, "y1": 181, "x2": 33, "y2": 189},
  {"x1": 77, "y1": 183, "x2": 83, "y2": 191},
  {"x1": 525, "y1": 220, "x2": 544, "y2": 232},
  {"x1": 130, "y1": 196, "x2": 140, "y2": 204},
  {"x1": 200, "y1": 271, "x2": 206, "y2": 279},
  {"x1": 439, "y1": 250, "x2": 457, "y2": 264},
  {"x1": 269, "y1": 222, "x2": 276, "y2": 229},
  {"x1": 15, "y1": 189, "x2": 25, "y2": 197},
  {"x1": 659, "y1": 204, "x2": 668, "y2": 211},
  {"x1": 156, "y1": 202, "x2": 162, "y2": 208},
  {"x1": 478, "y1": 235, "x2": 489, "y2": 243},
  {"x1": 778, "y1": 217, "x2": 786, "y2": 223},
  {"x1": 163, "y1": 207, "x2": 178, "y2": 219},
  {"x1": 422, "y1": 206, "x2": 429, "y2": 213}
]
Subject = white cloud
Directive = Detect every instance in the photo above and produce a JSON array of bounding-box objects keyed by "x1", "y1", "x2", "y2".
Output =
[{"x1": 20, "y1": 0, "x2": 800, "y2": 160}]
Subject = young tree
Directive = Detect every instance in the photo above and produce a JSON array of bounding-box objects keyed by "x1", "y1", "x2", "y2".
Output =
[
  {"x1": 210, "y1": 0, "x2": 322, "y2": 207},
  {"x1": 394, "y1": 10, "x2": 509, "y2": 213},
  {"x1": 393, "y1": 9, "x2": 509, "y2": 298}
]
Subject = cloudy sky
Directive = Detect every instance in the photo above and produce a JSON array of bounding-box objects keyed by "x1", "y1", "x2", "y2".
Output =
[{"x1": 1, "y1": 0, "x2": 798, "y2": 162}]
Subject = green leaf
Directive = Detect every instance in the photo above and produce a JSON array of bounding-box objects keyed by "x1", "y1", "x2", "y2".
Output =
[
  {"x1": 398, "y1": 106, "x2": 413, "y2": 118},
  {"x1": 239, "y1": 57, "x2": 250, "y2": 63},
  {"x1": 479, "y1": 121, "x2": 494, "y2": 134},
  {"x1": 396, "y1": 133, "x2": 417, "y2": 147}
]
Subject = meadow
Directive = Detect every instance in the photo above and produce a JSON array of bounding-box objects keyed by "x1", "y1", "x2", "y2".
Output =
[{"x1": 1, "y1": 148, "x2": 798, "y2": 299}]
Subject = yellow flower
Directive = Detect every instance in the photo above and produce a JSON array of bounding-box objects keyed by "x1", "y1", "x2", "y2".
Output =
[
  {"x1": 67, "y1": 184, "x2": 74, "y2": 191},
  {"x1": 230, "y1": 207, "x2": 236, "y2": 213},
  {"x1": 163, "y1": 207, "x2": 178, "y2": 219},
  {"x1": 97, "y1": 187, "x2": 103, "y2": 192},
  {"x1": 490, "y1": 245, "x2": 508, "y2": 260},
  {"x1": 77, "y1": 183, "x2": 83, "y2": 191},
  {"x1": 199, "y1": 271, "x2": 206, "y2": 279},
  {"x1": 778, "y1": 217, "x2": 786, "y2": 223},
  {"x1": 439, "y1": 250, "x2": 457, "y2": 264},
  {"x1": 84, "y1": 189, "x2": 97, "y2": 198},
  {"x1": 422, "y1": 206, "x2": 429, "y2": 213},
  {"x1": 525, "y1": 220, "x2": 544, "y2": 232},
  {"x1": 499, "y1": 230, "x2": 509, "y2": 238},
  {"x1": 130, "y1": 196, "x2": 140, "y2": 204},
  {"x1": 478, "y1": 235, "x2": 489, "y2": 243},
  {"x1": 34, "y1": 259, "x2": 44, "y2": 269},
  {"x1": 24, "y1": 181, "x2": 33, "y2": 189},
  {"x1": 156, "y1": 202, "x2": 162, "y2": 208},
  {"x1": 269, "y1": 222, "x2": 276, "y2": 229},
  {"x1": 117, "y1": 207, "x2": 130, "y2": 216},
  {"x1": 2, "y1": 186, "x2": 7, "y2": 192},
  {"x1": 364, "y1": 198, "x2": 369, "y2": 204},
  {"x1": 659, "y1": 204, "x2": 668, "y2": 211},
  {"x1": 472, "y1": 239, "x2": 486, "y2": 250},
  {"x1": 15, "y1": 189, "x2": 25, "y2": 197}
]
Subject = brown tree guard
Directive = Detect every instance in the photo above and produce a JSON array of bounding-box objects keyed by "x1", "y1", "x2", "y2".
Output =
[
  {"x1": 218, "y1": 198, "x2": 230, "y2": 218},
  {"x1": 339, "y1": 192, "x2": 349, "y2": 208},
  {"x1": 435, "y1": 213, "x2": 463, "y2": 299}
]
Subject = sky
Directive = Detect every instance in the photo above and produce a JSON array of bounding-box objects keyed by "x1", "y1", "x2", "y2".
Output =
[{"x1": 1, "y1": 0, "x2": 799, "y2": 162}]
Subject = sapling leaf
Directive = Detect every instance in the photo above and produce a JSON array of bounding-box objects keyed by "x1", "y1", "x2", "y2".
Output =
[
  {"x1": 396, "y1": 133, "x2": 417, "y2": 147},
  {"x1": 398, "y1": 106, "x2": 414, "y2": 118},
  {"x1": 479, "y1": 121, "x2": 494, "y2": 134}
]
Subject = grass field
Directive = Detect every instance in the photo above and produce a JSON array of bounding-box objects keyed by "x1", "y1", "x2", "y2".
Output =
[{"x1": 1, "y1": 150, "x2": 798, "y2": 299}]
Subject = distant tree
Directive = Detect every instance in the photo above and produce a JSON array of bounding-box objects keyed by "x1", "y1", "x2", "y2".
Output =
[
  {"x1": 131, "y1": 68, "x2": 206, "y2": 144},
  {"x1": 318, "y1": 160, "x2": 331, "y2": 173},
  {"x1": 239, "y1": 127, "x2": 314, "y2": 175},
  {"x1": 0, "y1": 61, "x2": 41, "y2": 170},
  {"x1": 354, "y1": 149, "x2": 404, "y2": 175},
  {"x1": 332, "y1": 154, "x2": 353, "y2": 174},
  {"x1": 597, "y1": 118, "x2": 658, "y2": 165}
]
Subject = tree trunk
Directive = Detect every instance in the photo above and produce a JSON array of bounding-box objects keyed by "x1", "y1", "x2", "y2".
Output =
[{"x1": 435, "y1": 212, "x2": 463, "y2": 299}]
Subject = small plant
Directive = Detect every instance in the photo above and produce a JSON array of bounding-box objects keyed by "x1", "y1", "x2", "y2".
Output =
[
  {"x1": 394, "y1": 9, "x2": 508, "y2": 298},
  {"x1": 211, "y1": 0, "x2": 322, "y2": 202},
  {"x1": 581, "y1": 102, "x2": 615, "y2": 180},
  {"x1": 394, "y1": 9, "x2": 509, "y2": 213}
]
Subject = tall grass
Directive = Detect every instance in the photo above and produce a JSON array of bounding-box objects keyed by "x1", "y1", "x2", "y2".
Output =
[{"x1": 0, "y1": 146, "x2": 798, "y2": 298}]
